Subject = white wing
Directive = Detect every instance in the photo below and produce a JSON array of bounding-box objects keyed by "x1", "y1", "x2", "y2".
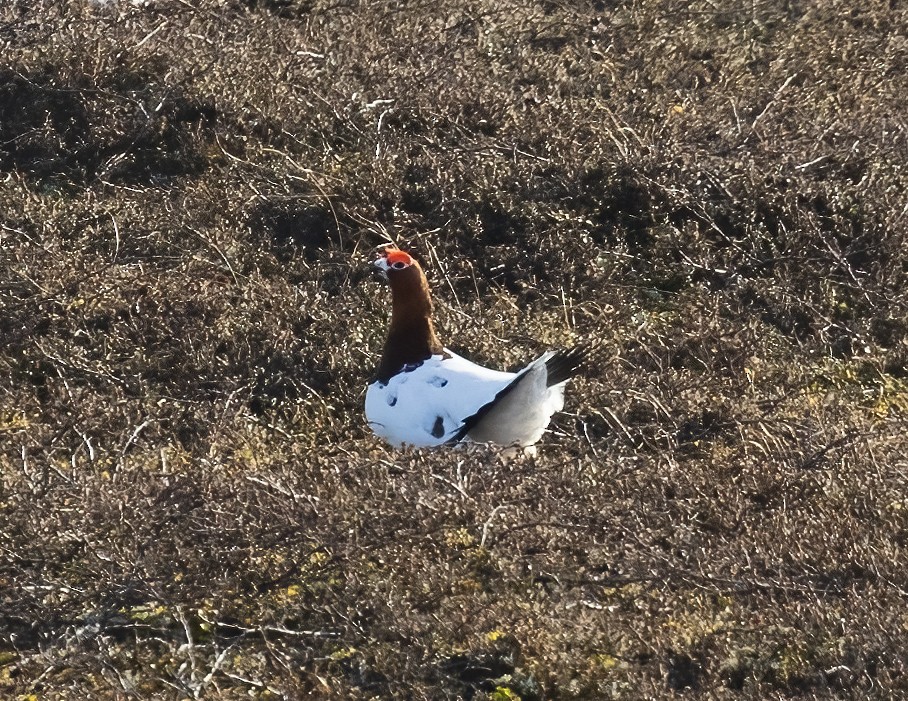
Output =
[{"x1": 463, "y1": 351, "x2": 567, "y2": 447}]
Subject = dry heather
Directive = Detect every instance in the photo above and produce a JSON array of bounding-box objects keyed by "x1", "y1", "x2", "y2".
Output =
[{"x1": 2, "y1": 0, "x2": 907, "y2": 698}]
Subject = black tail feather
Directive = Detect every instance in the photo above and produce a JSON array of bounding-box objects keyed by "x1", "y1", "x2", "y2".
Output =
[{"x1": 544, "y1": 345, "x2": 588, "y2": 386}]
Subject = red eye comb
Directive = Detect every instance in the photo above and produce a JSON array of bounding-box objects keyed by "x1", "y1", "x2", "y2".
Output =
[{"x1": 384, "y1": 248, "x2": 414, "y2": 266}]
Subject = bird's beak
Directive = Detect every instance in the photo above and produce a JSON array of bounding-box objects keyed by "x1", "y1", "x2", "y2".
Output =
[{"x1": 372, "y1": 256, "x2": 390, "y2": 281}]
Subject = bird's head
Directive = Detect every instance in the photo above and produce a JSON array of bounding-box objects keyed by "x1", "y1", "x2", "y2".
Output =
[{"x1": 373, "y1": 245, "x2": 418, "y2": 280}]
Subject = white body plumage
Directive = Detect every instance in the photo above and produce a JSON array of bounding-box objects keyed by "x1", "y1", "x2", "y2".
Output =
[{"x1": 365, "y1": 349, "x2": 567, "y2": 448}]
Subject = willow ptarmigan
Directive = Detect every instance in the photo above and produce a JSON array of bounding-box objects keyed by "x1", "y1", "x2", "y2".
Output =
[{"x1": 365, "y1": 245, "x2": 585, "y2": 452}]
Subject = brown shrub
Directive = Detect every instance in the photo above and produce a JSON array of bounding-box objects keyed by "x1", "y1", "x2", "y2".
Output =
[{"x1": 1, "y1": 0, "x2": 907, "y2": 698}]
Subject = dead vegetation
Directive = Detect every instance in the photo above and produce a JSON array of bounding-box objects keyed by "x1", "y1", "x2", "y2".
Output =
[{"x1": 1, "y1": 0, "x2": 907, "y2": 698}]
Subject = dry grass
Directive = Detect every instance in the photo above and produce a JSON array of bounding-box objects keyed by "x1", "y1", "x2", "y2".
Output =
[{"x1": 2, "y1": 0, "x2": 907, "y2": 698}]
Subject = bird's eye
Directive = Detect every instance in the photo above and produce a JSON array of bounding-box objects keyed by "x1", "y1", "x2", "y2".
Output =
[{"x1": 391, "y1": 261, "x2": 407, "y2": 270}]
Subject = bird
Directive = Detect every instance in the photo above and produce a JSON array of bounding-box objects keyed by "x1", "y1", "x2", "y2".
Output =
[{"x1": 365, "y1": 244, "x2": 586, "y2": 453}]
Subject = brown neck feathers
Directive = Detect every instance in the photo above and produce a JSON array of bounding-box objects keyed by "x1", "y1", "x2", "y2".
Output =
[{"x1": 376, "y1": 262, "x2": 443, "y2": 383}]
